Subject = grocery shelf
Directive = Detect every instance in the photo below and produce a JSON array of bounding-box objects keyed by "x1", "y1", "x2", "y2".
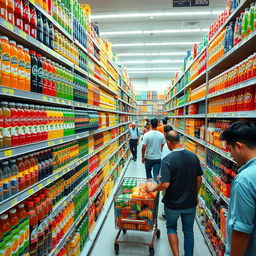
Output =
[
  {"x1": 205, "y1": 143, "x2": 234, "y2": 162},
  {"x1": 118, "y1": 98, "x2": 136, "y2": 109},
  {"x1": 167, "y1": 97, "x2": 206, "y2": 112},
  {"x1": 202, "y1": 177, "x2": 220, "y2": 201},
  {"x1": 207, "y1": 78, "x2": 256, "y2": 99},
  {"x1": 208, "y1": 30, "x2": 256, "y2": 79},
  {"x1": 170, "y1": 114, "x2": 205, "y2": 118},
  {"x1": 119, "y1": 85, "x2": 137, "y2": 103},
  {"x1": 207, "y1": 111, "x2": 256, "y2": 118}
]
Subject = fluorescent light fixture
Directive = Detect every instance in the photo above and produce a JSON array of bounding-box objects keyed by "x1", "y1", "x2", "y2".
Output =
[
  {"x1": 101, "y1": 28, "x2": 208, "y2": 36},
  {"x1": 112, "y1": 42, "x2": 198, "y2": 47},
  {"x1": 128, "y1": 70, "x2": 177, "y2": 74},
  {"x1": 127, "y1": 67, "x2": 180, "y2": 71},
  {"x1": 117, "y1": 60, "x2": 183, "y2": 64},
  {"x1": 117, "y1": 52, "x2": 186, "y2": 56},
  {"x1": 92, "y1": 11, "x2": 222, "y2": 19}
]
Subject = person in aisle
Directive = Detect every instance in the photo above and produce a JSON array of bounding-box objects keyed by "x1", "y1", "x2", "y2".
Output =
[
  {"x1": 162, "y1": 125, "x2": 173, "y2": 159},
  {"x1": 157, "y1": 118, "x2": 168, "y2": 134},
  {"x1": 147, "y1": 130, "x2": 203, "y2": 256},
  {"x1": 220, "y1": 121, "x2": 256, "y2": 256},
  {"x1": 143, "y1": 122, "x2": 151, "y2": 135},
  {"x1": 142, "y1": 118, "x2": 165, "y2": 181},
  {"x1": 129, "y1": 122, "x2": 140, "y2": 161}
]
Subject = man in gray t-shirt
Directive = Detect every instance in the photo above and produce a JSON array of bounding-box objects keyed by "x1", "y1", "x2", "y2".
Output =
[{"x1": 142, "y1": 118, "x2": 165, "y2": 181}]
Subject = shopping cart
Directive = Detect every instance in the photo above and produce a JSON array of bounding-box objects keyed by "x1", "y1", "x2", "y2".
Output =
[{"x1": 113, "y1": 177, "x2": 160, "y2": 256}]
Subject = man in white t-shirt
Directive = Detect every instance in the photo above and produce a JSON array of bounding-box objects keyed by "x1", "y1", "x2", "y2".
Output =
[
  {"x1": 161, "y1": 125, "x2": 173, "y2": 159},
  {"x1": 142, "y1": 118, "x2": 165, "y2": 181}
]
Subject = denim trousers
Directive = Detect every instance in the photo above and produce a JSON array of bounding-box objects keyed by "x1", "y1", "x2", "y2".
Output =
[
  {"x1": 145, "y1": 158, "x2": 161, "y2": 181},
  {"x1": 164, "y1": 206, "x2": 196, "y2": 256}
]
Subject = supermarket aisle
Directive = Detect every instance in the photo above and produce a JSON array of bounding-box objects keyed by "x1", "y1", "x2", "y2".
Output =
[{"x1": 89, "y1": 142, "x2": 211, "y2": 256}]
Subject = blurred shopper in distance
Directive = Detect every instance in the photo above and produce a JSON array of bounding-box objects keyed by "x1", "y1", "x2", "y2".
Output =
[
  {"x1": 129, "y1": 122, "x2": 140, "y2": 161},
  {"x1": 143, "y1": 122, "x2": 151, "y2": 135},
  {"x1": 142, "y1": 118, "x2": 165, "y2": 181},
  {"x1": 156, "y1": 119, "x2": 165, "y2": 134},
  {"x1": 148, "y1": 130, "x2": 203, "y2": 256},
  {"x1": 162, "y1": 125, "x2": 173, "y2": 159},
  {"x1": 220, "y1": 121, "x2": 256, "y2": 256}
]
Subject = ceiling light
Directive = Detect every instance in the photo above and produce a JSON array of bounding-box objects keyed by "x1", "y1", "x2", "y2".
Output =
[
  {"x1": 127, "y1": 67, "x2": 180, "y2": 71},
  {"x1": 101, "y1": 28, "x2": 207, "y2": 36},
  {"x1": 128, "y1": 70, "x2": 177, "y2": 74},
  {"x1": 92, "y1": 11, "x2": 222, "y2": 20},
  {"x1": 112, "y1": 42, "x2": 197, "y2": 47},
  {"x1": 117, "y1": 60, "x2": 183, "y2": 64},
  {"x1": 117, "y1": 52, "x2": 186, "y2": 56}
]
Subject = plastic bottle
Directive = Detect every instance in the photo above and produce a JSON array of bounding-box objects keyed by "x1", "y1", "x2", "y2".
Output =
[
  {"x1": 0, "y1": 0, "x2": 7, "y2": 19},
  {"x1": 47, "y1": 59, "x2": 53, "y2": 96},
  {"x1": 28, "y1": 153, "x2": 35, "y2": 184},
  {"x1": 0, "y1": 106, "x2": 3, "y2": 149},
  {"x1": 0, "y1": 165, "x2": 3, "y2": 202},
  {"x1": 30, "y1": 5, "x2": 37, "y2": 39},
  {"x1": 49, "y1": 21, "x2": 54, "y2": 49},
  {"x1": 42, "y1": 57, "x2": 48, "y2": 95},
  {"x1": 7, "y1": 0, "x2": 14, "y2": 24},
  {"x1": 17, "y1": 44, "x2": 26, "y2": 91},
  {"x1": 37, "y1": 11, "x2": 44, "y2": 43},
  {"x1": 9, "y1": 102, "x2": 19, "y2": 147},
  {"x1": 17, "y1": 157, "x2": 25, "y2": 191},
  {"x1": 14, "y1": 0, "x2": 23, "y2": 30},
  {"x1": 1, "y1": 101, "x2": 11, "y2": 148},
  {"x1": 36, "y1": 54, "x2": 43, "y2": 93},
  {"x1": 234, "y1": 17, "x2": 242, "y2": 45},
  {"x1": 24, "y1": 48, "x2": 31, "y2": 91},
  {"x1": 9, "y1": 40, "x2": 18, "y2": 89},
  {"x1": 30, "y1": 50, "x2": 38, "y2": 93},
  {"x1": 42, "y1": 15, "x2": 50, "y2": 47},
  {"x1": 0, "y1": 214, "x2": 12, "y2": 255},
  {"x1": 8, "y1": 208, "x2": 20, "y2": 256},
  {"x1": 0, "y1": 36, "x2": 11, "y2": 87},
  {"x1": 16, "y1": 103, "x2": 25, "y2": 145},
  {"x1": 242, "y1": 8, "x2": 249, "y2": 39},
  {"x1": 23, "y1": 0, "x2": 30, "y2": 34},
  {"x1": 247, "y1": 3, "x2": 255, "y2": 35},
  {"x1": 51, "y1": 61, "x2": 56, "y2": 97},
  {"x1": 23, "y1": 104, "x2": 32, "y2": 143},
  {"x1": 26, "y1": 201, "x2": 38, "y2": 256},
  {"x1": 9, "y1": 159, "x2": 18, "y2": 195},
  {"x1": 23, "y1": 155, "x2": 31, "y2": 188},
  {"x1": 30, "y1": 153, "x2": 38, "y2": 182},
  {"x1": 1, "y1": 161, "x2": 11, "y2": 199}
]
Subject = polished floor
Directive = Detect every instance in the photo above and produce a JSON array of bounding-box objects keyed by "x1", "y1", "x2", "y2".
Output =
[{"x1": 90, "y1": 143, "x2": 211, "y2": 256}]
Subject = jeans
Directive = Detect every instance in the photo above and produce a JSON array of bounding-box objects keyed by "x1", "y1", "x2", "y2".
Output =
[
  {"x1": 145, "y1": 158, "x2": 161, "y2": 181},
  {"x1": 164, "y1": 206, "x2": 196, "y2": 256},
  {"x1": 129, "y1": 139, "x2": 138, "y2": 159}
]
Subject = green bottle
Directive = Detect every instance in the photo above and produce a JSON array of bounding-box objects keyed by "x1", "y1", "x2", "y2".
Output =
[
  {"x1": 242, "y1": 8, "x2": 249, "y2": 39},
  {"x1": 247, "y1": 3, "x2": 255, "y2": 35}
]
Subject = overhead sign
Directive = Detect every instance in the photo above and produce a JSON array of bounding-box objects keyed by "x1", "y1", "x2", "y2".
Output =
[{"x1": 173, "y1": 0, "x2": 209, "y2": 7}]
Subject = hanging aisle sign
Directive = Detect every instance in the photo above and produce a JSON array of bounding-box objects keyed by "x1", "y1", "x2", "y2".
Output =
[{"x1": 173, "y1": 0, "x2": 209, "y2": 7}]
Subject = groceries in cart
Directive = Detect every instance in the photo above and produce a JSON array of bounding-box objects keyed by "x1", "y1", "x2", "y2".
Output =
[{"x1": 114, "y1": 178, "x2": 158, "y2": 231}]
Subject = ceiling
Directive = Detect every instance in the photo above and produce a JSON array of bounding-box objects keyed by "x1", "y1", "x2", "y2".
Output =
[{"x1": 80, "y1": 0, "x2": 226, "y2": 86}]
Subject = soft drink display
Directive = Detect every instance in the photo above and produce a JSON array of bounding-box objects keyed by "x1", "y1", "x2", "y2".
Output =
[{"x1": 73, "y1": 184, "x2": 89, "y2": 219}]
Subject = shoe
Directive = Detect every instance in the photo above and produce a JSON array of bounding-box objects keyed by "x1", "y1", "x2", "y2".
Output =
[
  {"x1": 162, "y1": 213, "x2": 166, "y2": 219},
  {"x1": 134, "y1": 158, "x2": 137, "y2": 161},
  {"x1": 132, "y1": 157, "x2": 135, "y2": 161}
]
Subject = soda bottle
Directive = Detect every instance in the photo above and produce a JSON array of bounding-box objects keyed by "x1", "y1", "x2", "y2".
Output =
[
  {"x1": 30, "y1": 50, "x2": 38, "y2": 93},
  {"x1": 0, "y1": 36, "x2": 11, "y2": 88},
  {"x1": 9, "y1": 159, "x2": 18, "y2": 195},
  {"x1": 35, "y1": 105, "x2": 42, "y2": 141},
  {"x1": 42, "y1": 57, "x2": 48, "y2": 95},
  {"x1": 48, "y1": 0, "x2": 52, "y2": 15},
  {"x1": 9, "y1": 102, "x2": 19, "y2": 146},
  {"x1": 7, "y1": 0, "x2": 14, "y2": 24},
  {"x1": 242, "y1": 8, "x2": 249, "y2": 39},
  {"x1": 29, "y1": 104, "x2": 37, "y2": 143},
  {"x1": 26, "y1": 201, "x2": 38, "y2": 256},
  {"x1": 1, "y1": 161, "x2": 11, "y2": 199},
  {"x1": 29, "y1": 153, "x2": 38, "y2": 183},
  {"x1": 17, "y1": 44, "x2": 26, "y2": 91},
  {"x1": 23, "y1": 104, "x2": 32, "y2": 143},
  {"x1": 0, "y1": 0, "x2": 7, "y2": 19},
  {"x1": 234, "y1": 17, "x2": 242, "y2": 45},
  {"x1": 51, "y1": 61, "x2": 56, "y2": 97},
  {"x1": 23, "y1": 155, "x2": 31, "y2": 188},
  {"x1": 36, "y1": 54, "x2": 43, "y2": 93},
  {"x1": 42, "y1": 15, "x2": 50, "y2": 47},
  {"x1": 16, "y1": 157, "x2": 25, "y2": 191},
  {"x1": 9, "y1": 40, "x2": 18, "y2": 89},
  {"x1": 43, "y1": 0, "x2": 48, "y2": 13},
  {"x1": 0, "y1": 214, "x2": 12, "y2": 255},
  {"x1": 24, "y1": 48, "x2": 31, "y2": 91},
  {"x1": 30, "y1": 5, "x2": 37, "y2": 39},
  {"x1": 37, "y1": 11, "x2": 43, "y2": 43},
  {"x1": 49, "y1": 21, "x2": 54, "y2": 49},
  {"x1": 47, "y1": 59, "x2": 53, "y2": 96},
  {"x1": 16, "y1": 103, "x2": 25, "y2": 145},
  {"x1": 247, "y1": 3, "x2": 254, "y2": 35},
  {"x1": 23, "y1": 0, "x2": 30, "y2": 34},
  {"x1": 14, "y1": 0, "x2": 23, "y2": 30},
  {"x1": 44, "y1": 190, "x2": 52, "y2": 252},
  {"x1": 243, "y1": 86, "x2": 254, "y2": 111},
  {"x1": 1, "y1": 101, "x2": 11, "y2": 148}
]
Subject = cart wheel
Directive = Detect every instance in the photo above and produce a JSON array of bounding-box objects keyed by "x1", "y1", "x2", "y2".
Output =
[
  {"x1": 114, "y1": 244, "x2": 119, "y2": 255},
  {"x1": 149, "y1": 247, "x2": 155, "y2": 256},
  {"x1": 122, "y1": 229, "x2": 127, "y2": 234},
  {"x1": 156, "y1": 229, "x2": 161, "y2": 239}
]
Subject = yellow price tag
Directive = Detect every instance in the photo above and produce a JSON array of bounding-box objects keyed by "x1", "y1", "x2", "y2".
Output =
[
  {"x1": 28, "y1": 188, "x2": 34, "y2": 195},
  {"x1": 59, "y1": 138, "x2": 63, "y2": 144},
  {"x1": 55, "y1": 249, "x2": 59, "y2": 255},
  {"x1": 63, "y1": 201, "x2": 67, "y2": 207},
  {"x1": 38, "y1": 184, "x2": 43, "y2": 190},
  {"x1": 56, "y1": 99, "x2": 60, "y2": 103},
  {"x1": 62, "y1": 170, "x2": 65, "y2": 174},
  {"x1": 19, "y1": 30, "x2": 27, "y2": 39},
  {"x1": 67, "y1": 167, "x2": 70, "y2": 171},
  {"x1": 48, "y1": 141, "x2": 55, "y2": 146},
  {"x1": 47, "y1": 179, "x2": 51, "y2": 184},
  {"x1": 42, "y1": 96, "x2": 48, "y2": 101},
  {"x1": 49, "y1": 97, "x2": 53, "y2": 102},
  {"x1": 11, "y1": 198, "x2": 18, "y2": 206},
  {"x1": 55, "y1": 174, "x2": 59, "y2": 179},
  {"x1": 4, "y1": 21, "x2": 14, "y2": 31},
  {"x1": 41, "y1": 44, "x2": 47, "y2": 50},
  {"x1": 30, "y1": 0, "x2": 35, "y2": 4},
  {"x1": 61, "y1": 100, "x2": 65, "y2": 104},
  {"x1": 4, "y1": 150, "x2": 13, "y2": 157}
]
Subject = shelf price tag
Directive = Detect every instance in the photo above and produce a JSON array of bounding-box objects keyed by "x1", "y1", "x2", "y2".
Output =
[
  {"x1": 56, "y1": 98, "x2": 60, "y2": 103},
  {"x1": 28, "y1": 188, "x2": 34, "y2": 195},
  {"x1": 3, "y1": 88, "x2": 14, "y2": 95},
  {"x1": 55, "y1": 174, "x2": 59, "y2": 179},
  {"x1": 38, "y1": 184, "x2": 43, "y2": 190},
  {"x1": 4, "y1": 21, "x2": 14, "y2": 31},
  {"x1": 63, "y1": 201, "x2": 67, "y2": 207},
  {"x1": 19, "y1": 30, "x2": 27, "y2": 39},
  {"x1": 48, "y1": 141, "x2": 55, "y2": 146},
  {"x1": 42, "y1": 96, "x2": 48, "y2": 101},
  {"x1": 11, "y1": 198, "x2": 18, "y2": 206},
  {"x1": 59, "y1": 138, "x2": 63, "y2": 144},
  {"x1": 4, "y1": 150, "x2": 13, "y2": 157}
]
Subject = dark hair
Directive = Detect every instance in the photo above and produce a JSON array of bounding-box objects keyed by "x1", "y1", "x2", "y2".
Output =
[
  {"x1": 163, "y1": 119, "x2": 168, "y2": 125},
  {"x1": 165, "y1": 117, "x2": 169, "y2": 121},
  {"x1": 166, "y1": 131, "x2": 180, "y2": 143},
  {"x1": 151, "y1": 118, "x2": 158, "y2": 129},
  {"x1": 220, "y1": 121, "x2": 256, "y2": 148},
  {"x1": 164, "y1": 125, "x2": 173, "y2": 133},
  {"x1": 145, "y1": 122, "x2": 150, "y2": 127}
]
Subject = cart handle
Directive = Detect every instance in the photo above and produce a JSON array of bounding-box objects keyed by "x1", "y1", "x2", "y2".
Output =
[{"x1": 120, "y1": 219, "x2": 147, "y2": 224}]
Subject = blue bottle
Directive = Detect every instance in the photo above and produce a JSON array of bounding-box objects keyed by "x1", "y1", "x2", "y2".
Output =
[
  {"x1": 42, "y1": 16, "x2": 50, "y2": 47},
  {"x1": 37, "y1": 11, "x2": 44, "y2": 43}
]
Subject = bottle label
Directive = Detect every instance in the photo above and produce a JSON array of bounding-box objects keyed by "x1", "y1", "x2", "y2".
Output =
[
  {"x1": 23, "y1": 218, "x2": 30, "y2": 248},
  {"x1": 11, "y1": 177, "x2": 18, "y2": 188},
  {"x1": 30, "y1": 223, "x2": 38, "y2": 244},
  {"x1": 38, "y1": 220, "x2": 44, "y2": 236},
  {"x1": 38, "y1": 67, "x2": 43, "y2": 78},
  {"x1": 2, "y1": 53, "x2": 11, "y2": 74},
  {"x1": 11, "y1": 56, "x2": 18, "y2": 75},
  {"x1": 11, "y1": 226, "x2": 20, "y2": 256},
  {"x1": 32, "y1": 65, "x2": 38, "y2": 77},
  {"x1": 18, "y1": 60, "x2": 25, "y2": 77},
  {"x1": 244, "y1": 92, "x2": 252, "y2": 103}
]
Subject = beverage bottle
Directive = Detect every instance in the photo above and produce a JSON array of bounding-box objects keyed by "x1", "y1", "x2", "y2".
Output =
[
  {"x1": 43, "y1": 0, "x2": 48, "y2": 12},
  {"x1": 17, "y1": 44, "x2": 26, "y2": 91},
  {"x1": 30, "y1": 153, "x2": 39, "y2": 182},
  {"x1": 243, "y1": 86, "x2": 254, "y2": 111},
  {"x1": 51, "y1": 61, "x2": 56, "y2": 96},
  {"x1": 0, "y1": 0, "x2": 7, "y2": 19},
  {"x1": 247, "y1": 3, "x2": 254, "y2": 35},
  {"x1": 34, "y1": 197, "x2": 45, "y2": 255},
  {"x1": 30, "y1": 50, "x2": 38, "y2": 93},
  {"x1": 47, "y1": 60, "x2": 53, "y2": 96},
  {"x1": 48, "y1": 0, "x2": 52, "y2": 15},
  {"x1": 30, "y1": 5, "x2": 37, "y2": 39},
  {"x1": 23, "y1": 155, "x2": 31, "y2": 188},
  {"x1": 0, "y1": 36, "x2": 11, "y2": 87},
  {"x1": 37, "y1": 151, "x2": 44, "y2": 180},
  {"x1": 35, "y1": 105, "x2": 42, "y2": 141},
  {"x1": 26, "y1": 201, "x2": 38, "y2": 256},
  {"x1": 49, "y1": 21, "x2": 54, "y2": 49},
  {"x1": 44, "y1": 190, "x2": 53, "y2": 252},
  {"x1": 9, "y1": 102, "x2": 19, "y2": 147},
  {"x1": 8, "y1": 208, "x2": 20, "y2": 256},
  {"x1": 1, "y1": 161, "x2": 11, "y2": 199},
  {"x1": 0, "y1": 105, "x2": 3, "y2": 149},
  {"x1": 29, "y1": 104, "x2": 37, "y2": 143},
  {"x1": 51, "y1": 218, "x2": 57, "y2": 249},
  {"x1": 36, "y1": 54, "x2": 43, "y2": 93},
  {"x1": 254, "y1": 3, "x2": 256, "y2": 31},
  {"x1": 17, "y1": 157, "x2": 25, "y2": 191},
  {"x1": 0, "y1": 165, "x2": 3, "y2": 201},
  {"x1": 7, "y1": 0, "x2": 14, "y2": 24},
  {"x1": 41, "y1": 105, "x2": 48, "y2": 140},
  {"x1": 16, "y1": 203, "x2": 30, "y2": 255},
  {"x1": 23, "y1": 104, "x2": 32, "y2": 143},
  {"x1": 42, "y1": 57, "x2": 48, "y2": 95},
  {"x1": 16, "y1": 103, "x2": 25, "y2": 145},
  {"x1": 0, "y1": 214, "x2": 12, "y2": 255},
  {"x1": 242, "y1": 8, "x2": 249, "y2": 39},
  {"x1": 14, "y1": 0, "x2": 23, "y2": 30},
  {"x1": 42, "y1": 16, "x2": 50, "y2": 47},
  {"x1": 24, "y1": 48, "x2": 31, "y2": 91},
  {"x1": 1, "y1": 101, "x2": 11, "y2": 148},
  {"x1": 37, "y1": 11, "x2": 44, "y2": 43},
  {"x1": 23, "y1": 0, "x2": 30, "y2": 34},
  {"x1": 9, "y1": 159, "x2": 18, "y2": 195},
  {"x1": 9, "y1": 40, "x2": 18, "y2": 89},
  {"x1": 234, "y1": 17, "x2": 242, "y2": 45}
]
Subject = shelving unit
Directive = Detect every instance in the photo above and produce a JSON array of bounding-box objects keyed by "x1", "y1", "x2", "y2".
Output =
[{"x1": 165, "y1": 0, "x2": 256, "y2": 254}]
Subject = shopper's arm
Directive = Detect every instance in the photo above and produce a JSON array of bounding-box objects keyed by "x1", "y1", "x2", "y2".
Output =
[
  {"x1": 197, "y1": 176, "x2": 202, "y2": 194},
  {"x1": 142, "y1": 145, "x2": 146, "y2": 164},
  {"x1": 137, "y1": 136, "x2": 140, "y2": 144},
  {"x1": 230, "y1": 230, "x2": 251, "y2": 256},
  {"x1": 149, "y1": 182, "x2": 169, "y2": 192}
]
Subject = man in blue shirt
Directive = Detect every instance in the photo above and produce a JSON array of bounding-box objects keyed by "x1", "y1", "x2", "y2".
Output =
[
  {"x1": 129, "y1": 122, "x2": 140, "y2": 161},
  {"x1": 220, "y1": 121, "x2": 256, "y2": 256}
]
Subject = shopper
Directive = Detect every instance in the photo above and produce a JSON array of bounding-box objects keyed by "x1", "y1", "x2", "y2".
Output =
[
  {"x1": 128, "y1": 122, "x2": 140, "y2": 161},
  {"x1": 148, "y1": 130, "x2": 203, "y2": 256},
  {"x1": 162, "y1": 125, "x2": 173, "y2": 159},
  {"x1": 220, "y1": 121, "x2": 256, "y2": 256},
  {"x1": 157, "y1": 118, "x2": 167, "y2": 134},
  {"x1": 143, "y1": 122, "x2": 151, "y2": 135},
  {"x1": 142, "y1": 118, "x2": 165, "y2": 181}
]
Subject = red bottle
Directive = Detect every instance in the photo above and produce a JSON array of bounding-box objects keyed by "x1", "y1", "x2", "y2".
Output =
[
  {"x1": 16, "y1": 103, "x2": 25, "y2": 145},
  {"x1": 47, "y1": 59, "x2": 53, "y2": 96},
  {"x1": 14, "y1": 0, "x2": 23, "y2": 30},
  {"x1": 9, "y1": 102, "x2": 19, "y2": 147},
  {"x1": 29, "y1": 104, "x2": 37, "y2": 143},
  {"x1": 7, "y1": 0, "x2": 15, "y2": 24},
  {"x1": 237, "y1": 89, "x2": 245, "y2": 112},
  {"x1": 30, "y1": 5, "x2": 37, "y2": 39},
  {"x1": 40, "y1": 106, "x2": 48, "y2": 140},
  {"x1": 243, "y1": 87, "x2": 254, "y2": 111},
  {"x1": 51, "y1": 61, "x2": 56, "y2": 97},
  {"x1": 23, "y1": 104, "x2": 32, "y2": 143},
  {"x1": 23, "y1": 0, "x2": 30, "y2": 35},
  {"x1": 42, "y1": 57, "x2": 48, "y2": 95}
]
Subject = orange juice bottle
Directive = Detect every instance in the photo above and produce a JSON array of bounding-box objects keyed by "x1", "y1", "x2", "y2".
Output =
[
  {"x1": 36, "y1": 0, "x2": 43, "y2": 8},
  {"x1": 23, "y1": 48, "x2": 31, "y2": 91},
  {"x1": 8, "y1": 208, "x2": 20, "y2": 256},
  {"x1": 9, "y1": 40, "x2": 18, "y2": 89},
  {"x1": 7, "y1": 0, "x2": 14, "y2": 24},
  {"x1": 0, "y1": 0, "x2": 7, "y2": 20},
  {"x1": 0, "y1": 36, "x2": 11, "y2": 87},
  {"x1": 17, "y1": 45, "x2": 26, "y2": 91}
]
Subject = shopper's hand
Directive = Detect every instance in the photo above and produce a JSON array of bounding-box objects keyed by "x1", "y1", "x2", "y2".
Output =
[
  {"x1": 142, "y1": 157, "x2": 145, "y2": 164},
  {"x1": 157, "y1": 175, "x2": 161, "y2": 181},
  {"x1": 137, "y1": 141, "x2": 139, "y2": 145}
]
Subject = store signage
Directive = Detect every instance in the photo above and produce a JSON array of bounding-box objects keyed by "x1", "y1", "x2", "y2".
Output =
[{"x1": 173, "y1": 0, "x2": 209, "y2": 7}]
